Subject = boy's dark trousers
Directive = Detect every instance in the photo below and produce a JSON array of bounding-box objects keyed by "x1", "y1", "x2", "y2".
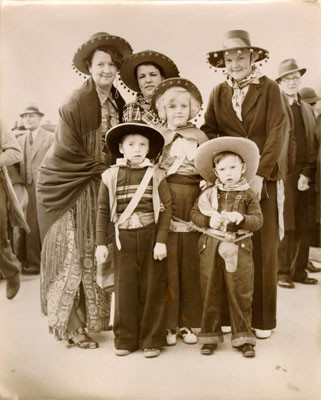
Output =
[
  {"x1": 113, "y1": 224, "x2": 167, "y2": 352},
  {"x1": 198, "y1": 235, "x2": 256, "y2": 347}
]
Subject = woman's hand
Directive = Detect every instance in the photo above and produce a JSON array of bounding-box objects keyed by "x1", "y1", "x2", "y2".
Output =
[
  {"x1": 95, "y1": 245, "x2": 108, "y2": 264},
  {"x1": 153, "y1": 242, "x2": 167, "y2": 261},
  {"x1": 297, "y1": 174, "x2": 310, "y2": 191},
  {"x1": 209, "y1": 211, "x2": 225, "y2": 229},
  {"x1": 250, "y1": 175, "x2": 264, "y2": 200}
]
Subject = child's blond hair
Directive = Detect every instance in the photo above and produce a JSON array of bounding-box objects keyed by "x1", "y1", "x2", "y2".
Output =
[{"x1": 155, "y1": 87, "x2": 201, "y2": 122}]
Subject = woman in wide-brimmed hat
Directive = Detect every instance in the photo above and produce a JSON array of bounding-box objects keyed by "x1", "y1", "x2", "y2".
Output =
[
  {"x1": 37, "y1": 32, "x2": 132, "y2": 349},
  {"x1": 120, "y1": 50, "x2": 179, "y2": 126},
  {"x1": 201, "y1": 29, "x2": 288, "y2": 339}
]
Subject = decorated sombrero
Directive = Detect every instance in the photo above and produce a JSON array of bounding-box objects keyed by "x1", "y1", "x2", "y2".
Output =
[
  {"x1": 207, "y1": 30, "x2": 269, "y2": 69},
  {"x1": 72, "y1": 32, "x2": 133, "y2": 75},
  {"x1": 151, "y1": 77, "x2": 202, "y2": 120},
  {"x1": 119, "y1": 50, "x2": 180, "y2": 93},
  {"x1": 195, "y1": 137, "x2": 260, "y2": 184},
  {"x1": 105, "y1": 120, "x2": 165, "y2": 159}
]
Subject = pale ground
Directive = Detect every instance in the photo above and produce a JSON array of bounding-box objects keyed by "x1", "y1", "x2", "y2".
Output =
[{"x1": 0, "y1": 260, "x2": 320, "y2": 400}]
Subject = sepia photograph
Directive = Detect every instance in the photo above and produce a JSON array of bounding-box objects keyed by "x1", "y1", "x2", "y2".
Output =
[{"x1": 0, "y1": 0, "x2": 321, "y2": 399}]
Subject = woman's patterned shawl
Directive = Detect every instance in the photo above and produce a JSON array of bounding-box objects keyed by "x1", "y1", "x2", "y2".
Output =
[{"x1": 37, "y1": 77, "x2": 125, "y2": 240}]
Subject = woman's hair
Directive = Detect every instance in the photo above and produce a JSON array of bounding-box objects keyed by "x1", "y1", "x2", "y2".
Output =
[
  {"x1": 135, "y1": 62, "x2": 165, "y2": 80},
  {"x1": 84, "y1": 46, "x2": 123, "y2": 72},
  {"x1": 155, "y1": 87, "x2": 201, "y2": 121},
  {"x1": 213, "y1": 151, "x2": 244, "y2": 167}
]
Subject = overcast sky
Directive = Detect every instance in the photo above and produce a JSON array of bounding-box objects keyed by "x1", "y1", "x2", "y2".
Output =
[{"x1": 1, "y1": 0, "x2": 321, "y2": 129}]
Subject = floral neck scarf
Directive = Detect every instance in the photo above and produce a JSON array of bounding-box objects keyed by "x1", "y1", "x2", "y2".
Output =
[{"x1": 226, "y1": 65, "x2": 262, "y2": 121}]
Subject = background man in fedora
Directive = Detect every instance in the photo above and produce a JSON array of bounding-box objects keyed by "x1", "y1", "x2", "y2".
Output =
[
  {"x1": 15, "y1": 104, "x2": 54, "y2": 275},
  {"x1": 276, "y1": 59, "x2": 318, "y2": 287}
]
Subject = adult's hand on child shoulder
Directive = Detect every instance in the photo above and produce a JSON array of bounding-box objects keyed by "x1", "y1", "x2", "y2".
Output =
[
  {"x1": 250, "y1": 175, "x2": 264, "y2": 200},
  {"x1": 154, "y1": 242, "x2": 167, "y2": 261},
  {"x1": 95, "y1": 245, "x2": 108, "y2": 264},
  {"x1": 209, "y1": 212, "x2": 224, "y2": 229}
]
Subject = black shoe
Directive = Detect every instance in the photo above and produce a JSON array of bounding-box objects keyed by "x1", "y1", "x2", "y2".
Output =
[
  {"x1": 22, "y1": 265, "x2": 40, "y2": 275},
  {"x1": 278, "y1": 280, "x2": 295, "y2": 289},
  {"x1": 306, "y1": 261, "x2": 321, "y2": 273},
  {"x1": 6, "y1": 273, "x2": 20, "y2": 300},
  {"x1": 241, "y1": 344, "x2": 255, "y2": 358},
  {"x1": 200, "y1": 344, "x2": 217, "y2": 355},
  {"x1": 293, "y1": 276, "x2": 318, "y2": 285}
]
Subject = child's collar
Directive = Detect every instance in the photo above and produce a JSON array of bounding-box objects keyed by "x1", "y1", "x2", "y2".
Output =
[{"x1": 115, "y1": 158, "x2": 154, "y2": 168}]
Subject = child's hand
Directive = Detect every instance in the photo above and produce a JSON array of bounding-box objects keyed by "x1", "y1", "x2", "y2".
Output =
[
  {"x1": 95, "y1": 245, "x2": 108, "y2": 264},
  {"x1": 224, "y1": 211, "x2": 244, "y2": 225},
  {"x1": 153, "y1": 242, "x2": 167, "y2": 261},
  {"x1": 209, "y1": 212, "x2": 225, "y2": 229}
]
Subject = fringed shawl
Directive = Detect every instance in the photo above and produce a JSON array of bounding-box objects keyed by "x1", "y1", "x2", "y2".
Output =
[{"x1": 37, "y1": 77, "x2": 125, "y2": 240}]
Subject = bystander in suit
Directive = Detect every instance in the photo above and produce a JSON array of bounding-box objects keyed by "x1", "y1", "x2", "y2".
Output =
[
  {"x1": 277, "y1": 60, "x2": 318, "y2": 288},
  {"x1": 16, "y1": 105, "x2": 54, "y2": 275}
]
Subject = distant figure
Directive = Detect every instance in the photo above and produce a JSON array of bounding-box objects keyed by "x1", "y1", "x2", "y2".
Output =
[
  {"x1": 16, "y1": 104, "x2": 54, "y2": 275},
  {"x1": 299, "y1": 87, "x2": 321, "y2": 262},
  {"x1": 277, "y1": 59, "x2": 318, "y2": 287},
  {"x1": 0, "y1": 121, "x2": 23, "y2": 299},
  {"x1": 299, "y1": 87, "x2": 321, "y2": 109}
]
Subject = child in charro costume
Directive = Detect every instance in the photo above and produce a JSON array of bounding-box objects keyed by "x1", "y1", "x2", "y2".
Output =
[
  {"x1": 190, "y1": 137, "x2": 263, "y2": 357},
  {"x1": 152, "y1": 78, "x2": 208, "y2": 345},
  {"x1": 95, "y1": 121, "x2": 172, "y2": 358}
]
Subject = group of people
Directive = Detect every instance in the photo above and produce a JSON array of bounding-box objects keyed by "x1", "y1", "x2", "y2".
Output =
[{"x1": 0, "y1": 29, "x2": 320, "y2": 360}]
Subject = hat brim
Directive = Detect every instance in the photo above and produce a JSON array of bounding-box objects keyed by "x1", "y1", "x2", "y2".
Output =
[
  {"x1": 151, "y1": 78, "x2": 202, "y2": 119},
  {"x1": 106, "y1": 122, "x2": 164, "y2": 159},
  {"x1": 301, "y1": 95, "x2": 321, "y2": 104},
  {"x1": 195, "y1": 137, "x2": 260, "y2": 184},
  {"x1": 275, "y1": 68, "x2": 306, "y2": 82},
  {"x1": 19, "y1": 111, "x2": 44, "y2": 118},
  {"x1": 119, "y1": 51, "x2": 179, "y2": 92},
  {"x1": 207, "y1": 46, "x2": 269, "y2": 68},
  {"x1": 73, "y1": 35, "x2": 133, "y2": 75}
]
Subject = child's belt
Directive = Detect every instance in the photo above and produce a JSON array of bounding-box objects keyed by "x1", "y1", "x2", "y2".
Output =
[{"x1": 171, "y1": 216, "x2": 252, "y2": 243}]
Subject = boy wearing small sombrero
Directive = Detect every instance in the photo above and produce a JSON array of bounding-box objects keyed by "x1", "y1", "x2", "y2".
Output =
[
  {"x1": 95, "y1": 121, "x2": 171, "y2": 358},
  {"x1": 191, "y1": 137, "x2": 263, "y2": 357}
]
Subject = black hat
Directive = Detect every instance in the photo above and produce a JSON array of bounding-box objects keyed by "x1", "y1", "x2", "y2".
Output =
[
  {"x1": 119, "y1": 50, "x2": 179, "y2": 92},
  {"x1": 72, "y1": 32, "x2": 132, "y2": 74},
  {"x1": 105, "y1": 121, "x2": 164, "y2": 159}
]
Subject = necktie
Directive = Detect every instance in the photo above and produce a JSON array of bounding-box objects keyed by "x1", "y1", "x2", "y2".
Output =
[{"x1": 29, "y1": 131, "x2": 33, "y2": 146}]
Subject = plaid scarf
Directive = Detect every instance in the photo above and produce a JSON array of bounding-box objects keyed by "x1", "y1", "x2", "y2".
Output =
[{"x1": 226, "y1": 65, "x2": 262, "y2": 121}]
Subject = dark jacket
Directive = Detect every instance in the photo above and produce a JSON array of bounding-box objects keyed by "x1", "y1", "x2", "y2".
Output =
[{"x1": 201, "y1": 76, "x2": 287, "y2": 181}]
